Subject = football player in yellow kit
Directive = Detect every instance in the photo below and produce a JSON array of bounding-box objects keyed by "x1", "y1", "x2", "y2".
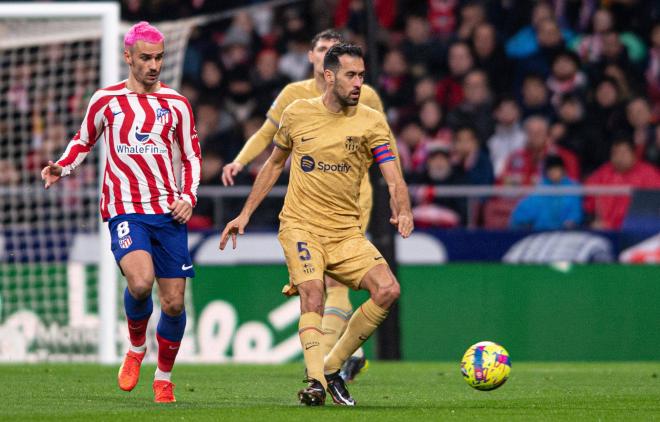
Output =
[
  {"x1": 221, "y1": 30, "x2": 400, "y2": 382},
  {"x1": 220, "y1": 43, "x2": 413, "y2": 406}
]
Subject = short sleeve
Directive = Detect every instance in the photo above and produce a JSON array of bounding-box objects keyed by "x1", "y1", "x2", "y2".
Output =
[
  {"x1": 273, "y1": 108, "x2": 292, "y2": 151},
  {"x1": 368, "y1": 116, "x2": 396, "y2": 164},
  {"x1": 266, "y1": 84, "x2": 295, "y2": 126}
]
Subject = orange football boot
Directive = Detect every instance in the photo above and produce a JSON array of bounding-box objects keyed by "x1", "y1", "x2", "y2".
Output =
[
  {"x1": 153, "y1": 380, "x2": 176, "y2": 403},
  {"x1": 117, "y1": 350, "x2": 145, "y2": 391}
]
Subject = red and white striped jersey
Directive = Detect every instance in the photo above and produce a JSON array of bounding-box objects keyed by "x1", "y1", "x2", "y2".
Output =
[{"x1": 56, "y1": 81, "x2": 202, "y2": 220}]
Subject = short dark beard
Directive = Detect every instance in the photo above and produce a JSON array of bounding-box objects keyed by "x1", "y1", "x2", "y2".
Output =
[{"x1": 333, "y1": 85, "x2": 359, "y2": 107}]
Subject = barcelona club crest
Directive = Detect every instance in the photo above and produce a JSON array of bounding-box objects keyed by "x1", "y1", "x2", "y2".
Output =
[{"x1": 345, "y1": 136, "x2": 359, "y2": 152}]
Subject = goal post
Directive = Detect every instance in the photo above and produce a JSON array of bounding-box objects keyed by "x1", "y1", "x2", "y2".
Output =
[{"x1": 0, "y1": 2, "x2": 119, "y2": 363}]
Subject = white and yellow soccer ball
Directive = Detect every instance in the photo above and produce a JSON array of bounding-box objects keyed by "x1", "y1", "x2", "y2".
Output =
[{"x1": 460, "y1": 341, "x2": 511, "y2": 391}]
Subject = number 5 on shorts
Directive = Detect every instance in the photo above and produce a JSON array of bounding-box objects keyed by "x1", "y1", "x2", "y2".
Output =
[{"x1": 297, "y1": 241, "x2": 311, "y2": 261}]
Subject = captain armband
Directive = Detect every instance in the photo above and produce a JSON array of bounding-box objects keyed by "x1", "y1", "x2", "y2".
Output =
[{"x1": 371, "y1": 143, "x2": 396, "y2": 164}]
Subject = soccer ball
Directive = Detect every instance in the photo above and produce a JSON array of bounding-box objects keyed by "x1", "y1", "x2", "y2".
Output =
[{"x1": 460, "y1": 341, "x2": 511, "y2": 391}]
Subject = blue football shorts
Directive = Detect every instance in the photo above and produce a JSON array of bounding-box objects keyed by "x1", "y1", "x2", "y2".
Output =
[{"x1": 108, "y1": 213, "x2": 194, "y2": 279}]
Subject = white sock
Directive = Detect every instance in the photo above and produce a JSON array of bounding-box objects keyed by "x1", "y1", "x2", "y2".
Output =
[
  {"x1": 154, "y1": 368, "x2": 171, "y2": 382},
  {"x1": 129, "y1": 342, "x2": 146, "y2": 354},
  {"x1": 352, "y1": 347, "x2": 364, "y2": 359}
]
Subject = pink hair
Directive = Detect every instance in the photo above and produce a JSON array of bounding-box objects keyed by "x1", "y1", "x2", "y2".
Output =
[{"x1": 124, "y1": 21, "x2": 164, "y2": 47}]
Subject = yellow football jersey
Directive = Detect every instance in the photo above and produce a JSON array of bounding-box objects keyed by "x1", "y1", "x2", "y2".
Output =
[{"x1": 274, "y1": 97, "x2": 396, "y2": 237}]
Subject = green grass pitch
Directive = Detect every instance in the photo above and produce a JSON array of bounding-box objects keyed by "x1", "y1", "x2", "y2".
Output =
[{"x1": 1, "y1": 362, "x2": 659, "y2": 421}]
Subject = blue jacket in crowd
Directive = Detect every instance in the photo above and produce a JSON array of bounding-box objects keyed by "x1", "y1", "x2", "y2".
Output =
[{"x1": 510, "y1": 176, "x2": 583, "y2": 230}]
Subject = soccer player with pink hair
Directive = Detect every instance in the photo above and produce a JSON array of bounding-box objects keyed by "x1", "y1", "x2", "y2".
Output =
[{"x1": 41, "y1": 21, "x2": 201, "y2": 403}]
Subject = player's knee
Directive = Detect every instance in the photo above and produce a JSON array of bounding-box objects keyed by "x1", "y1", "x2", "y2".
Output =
[
  {"x1": 373, "y1": 280, "x2": 400, "y2": 307},
  {"x1": 161, "y1": 297, "x2": 184, "y2": 316},
  {"x1": 127, "y1": 282, "x2": 152, "y2": 301}
]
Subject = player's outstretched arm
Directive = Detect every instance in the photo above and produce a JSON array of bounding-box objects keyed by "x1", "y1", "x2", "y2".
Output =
[
  {"x1": 222, "y1": 118, "x2": 279, "y2": 186},
  {"x1": 379, "y1": 161, "x2": 414, "y2": 238},
  {"x1": 219, "y1": 145, "x2": 290, "y2": 250},
  {"x1": 41, "y1": 161, "x2": 63, "y2": 189},
  {"x1": 46, "y1": 91, "x2": 107, "y2": 187}
]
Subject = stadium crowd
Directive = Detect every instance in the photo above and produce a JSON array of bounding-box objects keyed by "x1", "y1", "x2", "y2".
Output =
[{"x1": 3, "y1": 0, "x2": 660, "y2": 230}]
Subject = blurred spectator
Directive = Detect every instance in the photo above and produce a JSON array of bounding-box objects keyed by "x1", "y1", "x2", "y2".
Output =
[
  {"x1": 572, "y1": 8, "x2": 645, "y2": 65},
  {"x1": 520, "y1": 73, "x2": 554, "y2": 119},
  {"x1": 379, "y1": 49, "x2": 415, "y2": 110},
  {"x1": 223, "y1": 66, "x2": 258, "y2": 123},
  {"x1": 584, "y1": 138, "x2": 660, "y2": 230},
  {"x1": 220, "y1": 23, "x2": 254, "y2": 72},
  {"x1": 510, "y1": 155, "x2": 582, "y2": 230},
  {"x1": 455, "y1": 1, "x2": 487, "y2": 41},
  {"x1": 198, "y1": 60, "x2": 226, "y2": 98},
  {"x1": 646, "y1": 22, "x2": 660, "y2": 122},
  {"x1": 586, "y1": 29, "x2": 641, "y2": 83},
  {"x1": 278, "y1": 7, "x2": 309, "y2": 47},
  {"x1": 427, "y1": 0, "x2": 458, "y2": 39},
  {"x1": 625, "y1": 97, "x2": 656, "y2": 162},
  {"x1": 278, "y1": 36, "x2": 310, "y2": 81},
  {"x1": 514, "y1": 17, "x2": 569, "y2": 84},
  {"x1": 551, "y1": 95, "x2": 592, "y2": 168},
  {"x1": 488, "y1": 96, "x2": 526, "y2": 178},
  {"x1": 446, "y1": 69, "x2": 494, "y2": 144},
  {"x1": 415, "y1": 76, "x2": 438, "y2": 105},
  {"x1": 418, "y1": 99, "x2": 451, "y2": 144},
  {"x1": 471, "y1": 22, "x2": 512, "y2": 93},
  {"x1": 401, "y1": 14, "x2": 445, "y2": 77},
  {"x1": 435, "y1": 41, "x2": 473, "y2": 111},
  {"x1": 334, "y1": 0, "x2": 397, "y2": 31},
  {"x1": 583, "y1": 77, "x2": 627, "y2": 176},
  {"x1": 452, "y1": 125, "x2": 494, "y2": 185},
  {"x1": 546, "y1": 51, "x2": 587, "y2": 108},
  {"x1": 393, "y1": 75, "x2": 436, "y2": 129},
  {"x1": 411, "y1": 144, "x2": 467, "y2": 227},
  {"x1": 195, "y1": 98, "x2": 235, "y2": 145},
  {"x1": 0, "y1": 160, "x2": 20, "y2": 185},
  {"x1": 251, "y1": 49, "x2": 290, "y2": 114},
  {"x1": 602, "y1": 63, "x2": 636, "y2": 102},
  {"x1": 499, "y1": 115, "x2": 579, "y2": 186},
  {"x1": 190, "y1": 151, "x2": 224, "y2": 229},
  {"x1": 506, "y1": 2, "x2": 573, "y2": 59},
  {"x1": 397, "y1": 121, "x2": 427, "y2": 175}
]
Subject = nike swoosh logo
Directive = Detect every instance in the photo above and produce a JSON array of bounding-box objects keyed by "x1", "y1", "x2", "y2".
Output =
[
  {"x1": 358, "y1": 335, "x2": 369, "y2": 341},
  {"x1": 305, "y1": 344, "x2": 318, "y2": 350},
  {"x1": 181, "y1": 264, "x2": 193, "y2": 270},
  {"x1": 374, "y1": 256, "x2": 383, "y2": 260},
  {"x1": 301, "y1": 137, "x2": 316, "y2": 143},
  {"x1": 112, "y1": 111, "x2": 123, "y2": 116}
]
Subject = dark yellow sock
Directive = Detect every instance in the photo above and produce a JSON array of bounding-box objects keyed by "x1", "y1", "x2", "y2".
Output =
[
  {"x1": 299, "y1": 312, "x2": 327, "y2": 389},
  {"x1": 321, "y1": 285, "x2": 353, "y2": 356},
  {"x1": 324, "y1": 299, "x2": 388, "y2": 374}
]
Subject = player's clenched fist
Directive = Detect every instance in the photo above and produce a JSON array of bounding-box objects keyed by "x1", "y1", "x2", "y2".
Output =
[
  {"x1": 168, "y1": 199, "x2": 193, "y2": 224},
  {"x1": 219, "y1": 214, "x2": 250, "y2": 250},
  {"x1": 41, "y1": 161, "x2": 63, "y2": 189},
  {"x1": 221, "y1": 162, "x2": 244, "y2": 186}
]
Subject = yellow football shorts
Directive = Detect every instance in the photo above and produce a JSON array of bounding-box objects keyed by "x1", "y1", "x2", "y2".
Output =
[{"x1": 278, "y1": 227, "x2": 386, "y2": 290}]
